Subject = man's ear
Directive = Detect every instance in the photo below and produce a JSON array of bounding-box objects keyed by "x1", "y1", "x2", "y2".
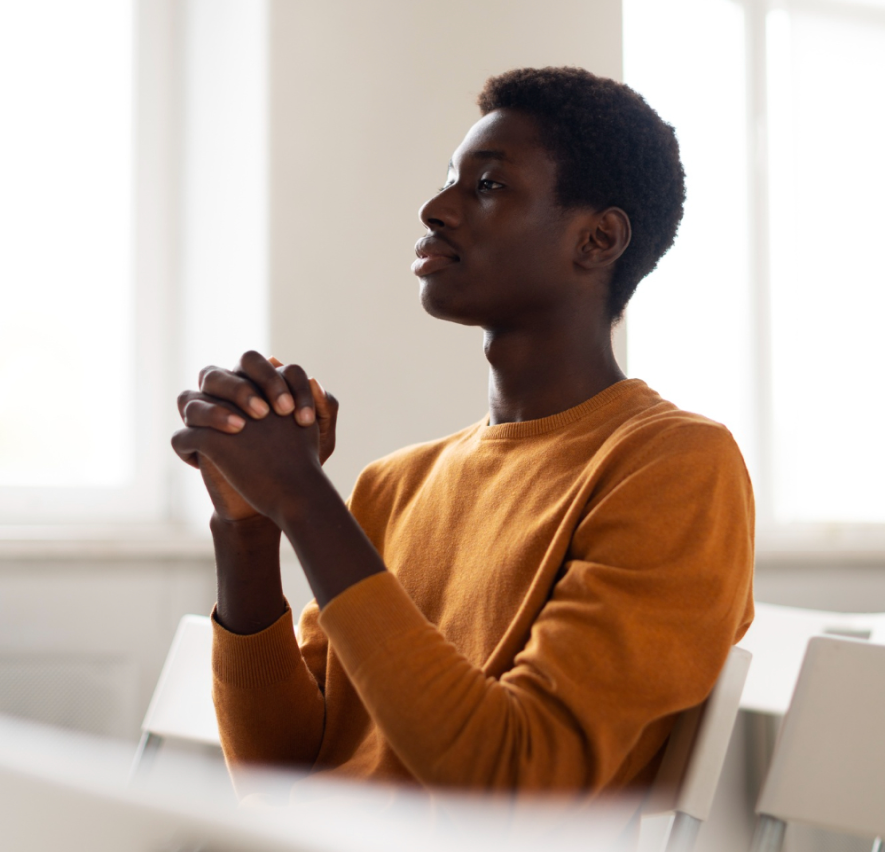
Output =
[{"x1": 574, "y1": 207, "x2": 632, "y2": 271}]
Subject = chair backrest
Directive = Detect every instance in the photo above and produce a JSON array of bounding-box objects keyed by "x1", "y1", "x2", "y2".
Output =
[
  {"x1": 737, "y1": 602, "x2": 884, "y2": 716},
  {"x1": 755, "y1": 636, "x2": 885, "y2": 840},
  {"x1": 141, "y1": 614, "x2": 219, "y2": 747},
  {"x1": 645, "y1": 645, "x2": 752, "y2": 824}
]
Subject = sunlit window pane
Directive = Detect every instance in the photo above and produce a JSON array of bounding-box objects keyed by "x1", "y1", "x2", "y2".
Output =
[
  {"x1": 767, "y1": 6, "x2": 885, "y2": 523},
  {"x1": 0, "y1": 0, "x2": 134, "y2": 486},
  {"x1": 623, "y1": 0, "x2": 755, "y2": 477}
]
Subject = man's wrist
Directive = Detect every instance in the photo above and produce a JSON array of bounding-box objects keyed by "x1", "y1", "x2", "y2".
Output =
[
  {"x1": 274, "y1": 463, "x2": 387, "y2": 610},
  {"x1": 210, "y1": 512, "x2": 286, "y2": 635},
  {"x1": 210, "y1": 511, "x2": 280, "y2": 547}
]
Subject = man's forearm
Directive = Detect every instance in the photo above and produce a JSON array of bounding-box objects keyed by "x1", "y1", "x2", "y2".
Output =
[
  {"x1": 211, "y1": 513, "x2": 287, "y2": 634},
  {"x1": 275, "y1": 464, "x2": 386, "y2": 610}
]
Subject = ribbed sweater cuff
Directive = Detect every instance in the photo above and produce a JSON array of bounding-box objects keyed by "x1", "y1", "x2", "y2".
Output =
[
  {"x1": 211, "y1": 603, "x2": 302, "y2": 688},
  {"x1": 317, "y1": 572, "x2": 428, "y2": 665}
]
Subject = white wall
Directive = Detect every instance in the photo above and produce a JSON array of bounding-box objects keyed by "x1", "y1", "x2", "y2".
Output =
[
  {"x1": 0, "y1": 545, "x2": 216, "y2": 741},
  {"x1": 265, "y1": 0, "x2": 624, "y2": 497}
]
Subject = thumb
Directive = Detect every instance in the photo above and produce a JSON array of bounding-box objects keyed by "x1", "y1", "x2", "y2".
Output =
[{"x1": 309, "y1": 377, "x2": 332, "y2": 420}]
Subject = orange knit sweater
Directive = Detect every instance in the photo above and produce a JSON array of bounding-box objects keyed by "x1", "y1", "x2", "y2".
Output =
[{"x1": 212, "y1": 379, "x2": 754, "y2": 793}]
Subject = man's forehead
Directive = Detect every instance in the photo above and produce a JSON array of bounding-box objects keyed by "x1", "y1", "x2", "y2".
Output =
[{"x1": 448, "y1": 110, "x2": 545, "y2": 172}]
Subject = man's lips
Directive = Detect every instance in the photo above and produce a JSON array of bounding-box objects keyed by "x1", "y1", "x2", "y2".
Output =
[
  {"x1": 412, "y1": 236, "x2": 460, "y2": 277},
  {"x1": 412, "y1": 254, "x2": 459, "y2": 276}
]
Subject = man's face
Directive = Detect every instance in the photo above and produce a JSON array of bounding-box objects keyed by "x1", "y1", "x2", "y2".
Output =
[{"x1": 413, "y1": 108, "x2": 583, "y2": 329}]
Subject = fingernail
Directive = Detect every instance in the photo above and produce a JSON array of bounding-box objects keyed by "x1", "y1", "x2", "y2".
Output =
[
  {"x1": 228, "y1": 414, "x2": 246, "y2": 431},
  {"x1": 249, "y1": 397, "x2": 270, "y2": 417},
  {"x1": 277, "y1": 393, "x2": 295, "y2": 414},
  {"x1": 296, "y1": 407, "x2": 315, "y2": 425}
]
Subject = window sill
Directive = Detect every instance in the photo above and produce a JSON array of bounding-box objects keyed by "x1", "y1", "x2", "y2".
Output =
[
  {"x1": 756, "y1": 525, "x2": 885, "y2": 570},
  {"x1": 0, "y1": 525, "x2": 215, "y2": 563},
  {"x1": 0, "y1": 524, "x2": 303, "y2": 566},
  {"x1": 2, "y1": 525, "x2": 882, "y2": 568}
]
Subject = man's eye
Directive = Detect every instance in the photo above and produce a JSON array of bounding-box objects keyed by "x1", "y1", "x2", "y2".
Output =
[{"x1": 478, "y1": 179, "x2": 503, "y2": 191}]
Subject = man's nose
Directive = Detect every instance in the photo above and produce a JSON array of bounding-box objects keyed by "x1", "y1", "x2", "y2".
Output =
[{"x1": 419, "y1": 185, "x2": 461, "y2": 230}]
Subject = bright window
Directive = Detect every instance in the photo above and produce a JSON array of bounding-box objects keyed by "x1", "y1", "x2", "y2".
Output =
[
  {"x1": 0, "y1": 0, "x2": 134, "y2": 488},
  {"x1": 0, "y1": 0, "x2": 270, "y2": 529},
  {"x1": 624, "y1": 0, "x2": 885, "y2": 541},
  {"x1": 0, "y1": 0, "x2": 172, "y2": 525},
  {"x1": 766, "y1": 4, "x2": 885, "y2": 523}
]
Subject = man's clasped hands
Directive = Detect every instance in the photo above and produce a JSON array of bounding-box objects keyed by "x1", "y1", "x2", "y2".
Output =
[{"x1": 172, "y1": 351, "x2": 338, "y2": 527}]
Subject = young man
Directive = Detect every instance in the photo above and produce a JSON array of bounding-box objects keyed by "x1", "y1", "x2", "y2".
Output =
[{"x1": 173, "y1": 67, "x2": 754, "y2": 795}]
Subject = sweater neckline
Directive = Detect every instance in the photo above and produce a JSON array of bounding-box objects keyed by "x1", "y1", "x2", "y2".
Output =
[{"x1": 478, "y1": 378, "x2": 647, "y2": 441}]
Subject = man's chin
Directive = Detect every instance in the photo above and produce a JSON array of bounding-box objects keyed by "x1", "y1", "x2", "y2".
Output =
[{"x1": 419, "y1": 283, "x2": 481, "y2": 327}]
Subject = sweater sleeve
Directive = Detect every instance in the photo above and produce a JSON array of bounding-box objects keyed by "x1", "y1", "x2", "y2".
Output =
[
  {"x1": 317, "y1": 423, "x2": 755, "y2": 791},
  {"x1": 211, "y1": 602, "x2": 326, "y2": 774}
]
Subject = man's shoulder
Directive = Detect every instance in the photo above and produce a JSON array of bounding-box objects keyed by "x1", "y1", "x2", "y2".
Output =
[
  {"x1": 590, "y1": 382, "x2": 750, "y2": 480},
  {"x1": 616, "y1": 401, "x2": 739, "y2": 452},
  {"x1": 597, "y1": 393, "x2": 752, "y2": 503}
]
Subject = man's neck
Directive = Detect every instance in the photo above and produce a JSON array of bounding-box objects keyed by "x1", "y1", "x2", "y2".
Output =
[{"x1": 484, "y1": 319, "x2": 625, "y2": 426}]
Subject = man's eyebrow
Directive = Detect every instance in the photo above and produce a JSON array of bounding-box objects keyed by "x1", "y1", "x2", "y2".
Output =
[{"x1": 447, "y1": 150, "x2": 513, "y2": 171}]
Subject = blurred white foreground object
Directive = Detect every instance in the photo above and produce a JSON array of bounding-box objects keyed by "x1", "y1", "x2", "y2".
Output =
[
  {"x1": 0, "y1": 715, "x2": 303, "y2": 852},
  {"x1": 747, "y1": 637, "x2": 885, "y2": 851},
  {"x1": 738, "y1": 602, "x2": 885, "y2": 715},
  {"x1": 642, "y1": 645, "x2": 752, "y2": 852},
  {"x1": 131, "y1": 614, "x2": 219, "y2": 783},
  {"x1": 0, "y1": 715, "x2": 639, "y2": 852}
]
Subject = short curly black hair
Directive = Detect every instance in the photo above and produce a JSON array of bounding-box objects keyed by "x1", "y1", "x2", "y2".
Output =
[{"x1": 477, "y1": 67, "x2": 685, "y2": 321}]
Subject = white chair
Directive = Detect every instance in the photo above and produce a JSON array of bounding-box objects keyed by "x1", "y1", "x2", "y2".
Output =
[
  {"x1": 738, "y1": 602, "x2": 885, "y2": 716},
  {"x1": 748, "y1": 636, "x2": 885, "y2": 851},
  {"x1": 737, "y1": 603, "x2": 885, "y2": 852},
  {"x1": 130, "y1": 614, "x2": 219, "y2": 784},
  {"x1": 642, "y1": 645, "x2": 753, "y2": 852}
]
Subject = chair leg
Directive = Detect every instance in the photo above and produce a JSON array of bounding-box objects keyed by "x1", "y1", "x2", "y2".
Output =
[
  {"x1": 663, "y1": 812, "x2": 701, "y2": 852},
  {"x1": 749, "y1": 815, "x2": 786, "y2": 852},
  {"x1": 128, "y1": 731, "x2": 162, "y2": 787}
]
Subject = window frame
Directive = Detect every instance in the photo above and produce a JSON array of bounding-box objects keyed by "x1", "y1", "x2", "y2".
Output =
[
  {"x1": 0, "y1": 0, "x2": 272, "y2": 536},
  {"x1": 0, "y1": 0, "x2": 180, "y2": 528}
]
